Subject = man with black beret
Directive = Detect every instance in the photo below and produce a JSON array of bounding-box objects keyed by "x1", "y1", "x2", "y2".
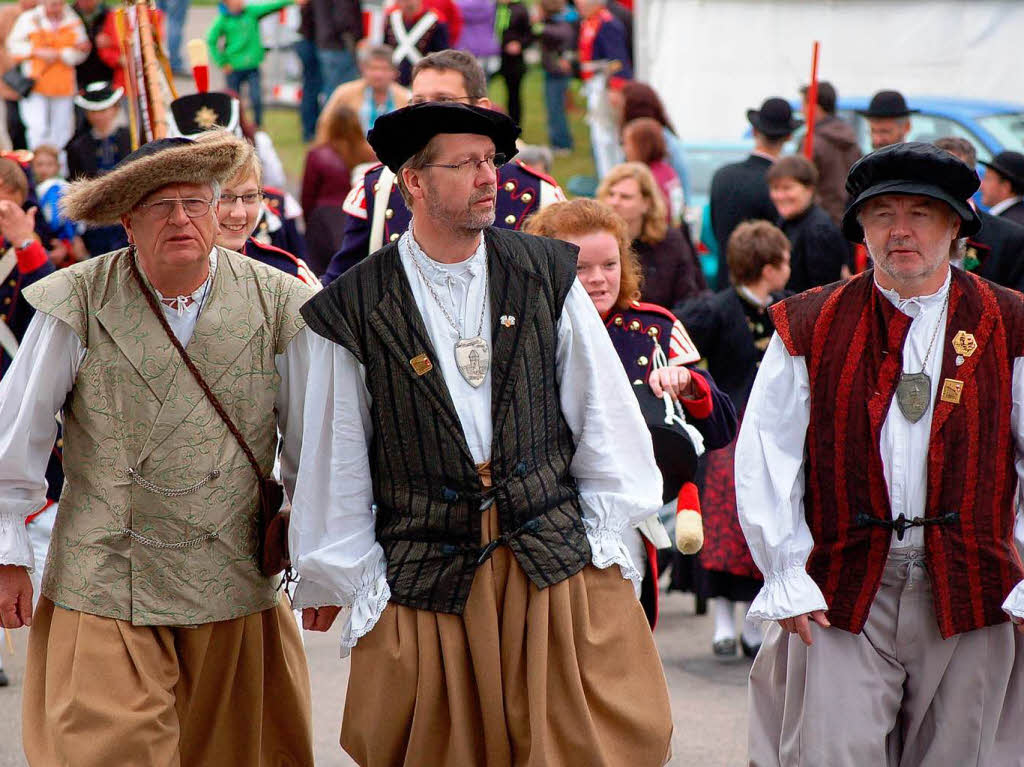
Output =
[
  {"x1": 0, "y1": 130, "x2": 316, "y2": 764},
  {"x1": 858, "y1": 89, "x2": 916, "y2": 150},
  {"x1": 736, "y1": 141, "x2": 1024, "y2": 766},
  {"x1": 291, "y1": 101, "x2": 673, "y2": 765},
  {"x1": 980, "y1": 149, "x2": 1024, "y2": 227}
]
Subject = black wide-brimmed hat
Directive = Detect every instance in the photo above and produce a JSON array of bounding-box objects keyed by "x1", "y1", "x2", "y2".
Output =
[
  {"x1": 746, "y1": 97, "x2": 803, "y2": 139},
  {"x1": 631, "y1": 383, "x2": 700, "y2": 503},
  {"x1": 857, "y1": 90, "x2": 918, "y2": 119},
  {"x1": 979, "y1": 150, "x2": 1024, "y2": 192},
  {"x1": 74, "y1": 81, "x2": 123, "y2": 111},
  {"x1": 840, "y1": 141, "x2": 981, "y2": 242},
  {"x1": 168, "y1": 92, "x2": 240, "y2": 137},
  {"x1": 367, "y1": 102, "x2": 521, "y2": 173},
  {"x1": 60, "y1": 130, "x2": 249, "y2": 225}
]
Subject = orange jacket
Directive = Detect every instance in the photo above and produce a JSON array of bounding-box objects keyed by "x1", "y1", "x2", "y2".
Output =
[{"x1": 7, "y1": 6, "x2": 88, "y2": 98}]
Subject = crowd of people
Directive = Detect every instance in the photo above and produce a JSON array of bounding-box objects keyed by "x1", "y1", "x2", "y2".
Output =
[{"x1": 0, "y1": 0, "x2": 1022, "y2": 765}]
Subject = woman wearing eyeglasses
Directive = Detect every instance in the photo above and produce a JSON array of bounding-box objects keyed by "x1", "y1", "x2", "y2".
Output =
[{"x1": 216, "y1": 144, "x2": 319, "y2": 287}]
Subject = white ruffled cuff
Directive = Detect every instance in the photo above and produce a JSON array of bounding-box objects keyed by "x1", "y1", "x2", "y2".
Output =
[
  {"x1": 583, "y1": 517, "x2": 643, "y2": 596},
  {"x1": 0, "y1": 512, "x2": 34, "y2": 570},
  {"x1": 1002, "y1": 579, "x2": 1024, "y2": 623},
  {"x1": 747, "y1": 565, "x2": 828, "y2": 622}
]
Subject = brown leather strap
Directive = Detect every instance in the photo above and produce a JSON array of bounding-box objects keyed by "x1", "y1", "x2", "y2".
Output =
[{"x1": 127, "y1": 247, "x2": 266, "y2": 483}]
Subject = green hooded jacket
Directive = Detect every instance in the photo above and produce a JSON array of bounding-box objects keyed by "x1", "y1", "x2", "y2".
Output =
[{"x1": 207, "y1": 0, "x2": 291, "y2": 71}]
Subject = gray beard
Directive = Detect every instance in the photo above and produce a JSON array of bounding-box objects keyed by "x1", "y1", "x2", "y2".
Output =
[{"x1": 425, "y1": 194, "x2": 495, "y2": 235}]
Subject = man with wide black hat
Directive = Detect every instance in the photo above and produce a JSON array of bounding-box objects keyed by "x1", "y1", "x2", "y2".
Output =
[
  {"x1": 292, "y1": 100, "x2": 673, "y2": 766},
  {"x1": 0, "y1": 130, "x2": 316, "y2": 764},
  {"x1": 736, "y1": 141, "x2": 1024, "y2": 766},
  {"x1": 980, "y1": 149, "x2": 1024, "y2": 227},
  {"x1": 858, "y1": 89, "x2": 916, "y2": 150},
  {"x1": 709, "y1": 96, "x2": 802, "y2": 288}
]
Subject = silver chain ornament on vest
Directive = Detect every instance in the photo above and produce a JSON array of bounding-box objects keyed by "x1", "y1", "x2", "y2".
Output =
[
  {"x1": 895, "y1": 288, "x2": 950, "y2": 424},
  {"x1": 410, "y1": 246, "x2": 491, "y2": 388}
]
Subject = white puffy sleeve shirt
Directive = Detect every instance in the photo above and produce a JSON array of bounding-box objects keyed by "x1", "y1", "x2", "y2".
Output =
[
  {"x1": 289, "y1": 232, "x2": 664, "y2": 654},
  {"x1": 736, "y1": 274, "x2": 1024, "y2": 624}
]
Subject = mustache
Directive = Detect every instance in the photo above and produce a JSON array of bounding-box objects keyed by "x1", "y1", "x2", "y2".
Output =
[{"x1": 885, "y1": 238, "x2": 918, "y2": 254}]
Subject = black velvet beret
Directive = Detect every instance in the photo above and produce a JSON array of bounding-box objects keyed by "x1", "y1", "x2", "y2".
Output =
[
  {"x1": 367, "y1": 102, "x2": 520, "y2": 173},
  {"x1": 841, "y1": 141, "x2": 981, "y2": 241}
]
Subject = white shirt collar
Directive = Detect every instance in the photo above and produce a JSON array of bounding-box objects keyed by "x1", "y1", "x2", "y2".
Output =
[
  {"x1": 988, "y1": 196, "x2": 1023, "y2": 217},
  {"x1": 154, "y1": 249, "x2": 218, "y2": 315},
  {"x1": 874, "y1": 266, "x2": 951, "y2": 317},
  {"x1": 400, "y1": 225, "x2": 486, "y2": 285}
]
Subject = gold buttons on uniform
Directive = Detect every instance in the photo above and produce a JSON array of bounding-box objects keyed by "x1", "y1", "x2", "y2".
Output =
[
  {"x1": 613, "y1": 316, "x2": 623, "y2": 326},
  {"x1": 628, "y1": 320, "x2": 641, "y2": 331},
  {"x1": 638, "y1": 355, "x2": 649, "y2": 366},
  {"x1": 633, "y1": 379, "x2": 644, "y2": 385},
  {"x1": 385, "y1": 209, "x2": 394, "y2": 219},
  {"x1": 6, "y1": 279, "x2": 14, "y2": 288},
  {"x1": 521, "y1": 192, "x2": 533, "y2": 203},
  {"x1": 3, "y1": 297, "x2": 10, "y2": 305},
  {"x1": 505, "y1": 214, "x2": 516, "y2": 225},
  {"x1": 390, "y1": 232, "x2": 400, "y2": 242},
  {"x1": 504, "y1": 181, "x2": 516, "y2": 192},
  {"x1": 56, "y1": 438, "x2": 63, "y2": 448},
  {"x1": 648, "y1": 326, "x2": 660, "y2": 337},
  {"x1": 373, "y1": 183, "x2": 380, "y2": 192}
]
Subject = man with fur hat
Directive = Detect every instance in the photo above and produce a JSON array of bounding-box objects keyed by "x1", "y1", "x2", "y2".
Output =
[
  {"x1": 292, "y1": 101, "x2": 673, "y2": 766},
  {"x1": 0, "y1": 130, "x2": 316, "y2": 765},
  {"x1": 737, "y1": 141, "x2": 1024, "y2": 766},
  {"x1": 709, "y1": 97, "x2": 802, "y2": 288}
]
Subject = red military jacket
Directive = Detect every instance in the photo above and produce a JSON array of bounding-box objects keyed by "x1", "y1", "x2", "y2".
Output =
[{"x1": 770, "y1": 268, "x2": 1024, "y2": 637}]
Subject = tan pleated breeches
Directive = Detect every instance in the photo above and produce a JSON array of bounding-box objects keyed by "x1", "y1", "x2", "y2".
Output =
[
  {"x1": 22, "y1": 596, "x2": 314, "y2": 767},
  {"x1": 341, "y1": 469, "x2": 674, "y2": 767}
]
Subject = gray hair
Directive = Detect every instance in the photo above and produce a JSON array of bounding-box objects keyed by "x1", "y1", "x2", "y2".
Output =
[{"x1": 396, "y1": 138, "x2": 439, "y2": 207}]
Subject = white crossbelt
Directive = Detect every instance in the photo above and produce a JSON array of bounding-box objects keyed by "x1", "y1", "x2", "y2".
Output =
[
  {"x1": 369, "y1": 167, "x2": 397, "y2": 253},
  {"x1": 389, "y1": 10, "x2": 438, "y2": 66},
  {"x1": 0, "y1": 248, "x2": 19, "y2": 360}
]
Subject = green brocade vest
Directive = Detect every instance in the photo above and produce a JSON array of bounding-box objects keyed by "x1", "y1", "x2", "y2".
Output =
[{"x1": 23, "y1": 247, "x2": 313, "y2": 625}]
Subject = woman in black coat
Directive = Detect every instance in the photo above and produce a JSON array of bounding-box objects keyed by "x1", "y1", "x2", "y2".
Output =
[{"x1": 767, "y1": 154, "x2": 849, "y2": 293}]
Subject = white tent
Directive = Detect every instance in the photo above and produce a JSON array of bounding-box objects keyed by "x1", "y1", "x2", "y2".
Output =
[{"x1": 634, "y1": 0, "x2": 1024, "y2": 140}]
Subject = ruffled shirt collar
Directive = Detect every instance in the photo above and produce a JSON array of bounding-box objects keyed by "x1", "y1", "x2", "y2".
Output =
[{"x1": 874, "y1": 267, "x2": 951, "y2": 318}]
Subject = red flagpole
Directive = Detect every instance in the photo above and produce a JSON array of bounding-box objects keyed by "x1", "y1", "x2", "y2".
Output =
[{"x1": 803, "y1": 41, "x2": 820, "y2": 159}]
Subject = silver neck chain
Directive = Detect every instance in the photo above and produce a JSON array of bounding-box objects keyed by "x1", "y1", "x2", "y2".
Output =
[
  {"x1": 410, "y1": 247, "x2": 488, "y2": 339},
  {"x1": 911, "y1": 288, "x2": 950, "y2": 374}
]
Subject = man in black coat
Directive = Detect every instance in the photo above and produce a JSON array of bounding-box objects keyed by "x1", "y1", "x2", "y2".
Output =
[
  {"x1": 709, "y1": 97, "x2": 801, "y2": 289},
  {"x1": 936, "y1": 138, "x2": 1024, "y2": 292},
  {"x1": 980, "y1": 150, "x2": 1024, "y2": 227}
]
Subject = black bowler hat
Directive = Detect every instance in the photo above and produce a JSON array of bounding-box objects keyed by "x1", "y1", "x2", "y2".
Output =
[
  {"x1": 979, "y1": 150, "x2": 1024, "y2": 193},
  {"x1": 841, "y1": 141, "x2": 981, "y2": 242},
  {"x1": 74, "y1": 81, "x2": 124, "y2": 111},
  {"x1": 857, "y1": 90, "x2": 918, "y2": 119},
  {"x1": 631, "y1": 383, "x2": 700, "y2": 503},
  {"x1": 367, "y1": 102, "x2": 521, "y2": 173},
  {"x1": 746, "y1": 97, "x2": 802, "y2": 139}
]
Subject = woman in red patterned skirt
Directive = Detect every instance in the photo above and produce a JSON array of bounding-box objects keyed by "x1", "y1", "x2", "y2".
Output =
[{"x1": 677, "y1": 220, "x2": 792, "y2": 658}]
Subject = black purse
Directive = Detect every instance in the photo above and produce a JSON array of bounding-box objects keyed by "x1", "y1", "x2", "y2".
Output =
[{"x1": 2, "y1": 66, "x2": 34, "y2": 98}]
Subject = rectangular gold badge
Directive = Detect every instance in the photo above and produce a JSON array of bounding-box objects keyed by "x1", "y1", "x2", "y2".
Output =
[
  {"x1": 410, "y1": 354, "x2": 433, "y2": 376},
  {"x1": 940, "y1": 378, "x2": 964, "y2": 404}
]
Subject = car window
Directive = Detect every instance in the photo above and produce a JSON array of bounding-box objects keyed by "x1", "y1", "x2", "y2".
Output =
[
  {"x1": 686, "y1": 148, "x2": 751, "y2": 195},
  {"x1": 905, "y1": 115, "x2": 991, "y2": 162},
  {"x1": 977, "y1": 113, "x2": 1024, "y2": 153}
]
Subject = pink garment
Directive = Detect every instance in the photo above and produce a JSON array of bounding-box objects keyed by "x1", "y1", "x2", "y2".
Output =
[{"x1": 648, "y1": 159, "x2": 684, "y2": 228}]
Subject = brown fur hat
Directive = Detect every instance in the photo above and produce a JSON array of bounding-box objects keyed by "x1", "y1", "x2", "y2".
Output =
[{"x1": 61, "y1": 130, "x2": 250, "y2": 225}]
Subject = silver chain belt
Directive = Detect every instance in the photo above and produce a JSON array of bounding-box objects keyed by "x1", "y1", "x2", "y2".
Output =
[
  {"x1": 121, "y1": 528, "x2": 219, "y2": 550},
  {"x1": 126, "y1": 467, "x2": 221, "y2": 497}
]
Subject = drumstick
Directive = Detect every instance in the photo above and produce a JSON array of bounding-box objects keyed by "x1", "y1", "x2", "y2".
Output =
[{"x1": 0, "y1": 613, "x2": 14, "y2": 655}]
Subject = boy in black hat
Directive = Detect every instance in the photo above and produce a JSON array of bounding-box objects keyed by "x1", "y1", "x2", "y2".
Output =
[
  {"x1": 858, "y1": 89, "x2": 916, "y2": 150},
  {"x1": 292, "y1": 101, "x2": 674, "y2": 766},
  {"x1": 737, "y1": 141, "x2": 1024, "y2": 766},
  {"x1": 709, "y1": 96, "x2": 802, "y2": 288},
  {"x1": 980, "y1": 149, "x2": 1024, "y2": 226}
]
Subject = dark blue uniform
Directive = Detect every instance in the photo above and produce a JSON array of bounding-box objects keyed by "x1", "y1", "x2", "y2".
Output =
[
  {"x1": 1, "y1": 242, "x2": 63, "y2": 505},
  {"x1": 322, "y1": 159, "x2": 564, "y2": 284},
  {"x1": 241, "y1": 237, "x2": 319, "y2": 287},
  {"x1": 254, "y1": 187, "x2": 309, "y2": 263}
]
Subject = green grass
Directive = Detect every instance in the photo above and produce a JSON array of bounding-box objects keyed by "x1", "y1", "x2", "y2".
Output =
[{"x1": 262, "y1": 65, "x2": 595, "y2": 193}]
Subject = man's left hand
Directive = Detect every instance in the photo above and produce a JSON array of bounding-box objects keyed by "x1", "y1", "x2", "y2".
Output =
[
  {"x1": 302, "y1": 605, "x2": 342, "y2": 632},
  {"x1": 0, "y1": 202, "x2": 36, "y2": 249},
  {"x1": 648, "y1": 365, "x2": 693, "y2": 401}
]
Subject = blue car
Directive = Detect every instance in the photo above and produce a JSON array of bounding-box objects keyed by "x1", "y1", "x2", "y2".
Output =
[{"x1": 790, "y1": 96, "x2": 1024, "y2": 161}]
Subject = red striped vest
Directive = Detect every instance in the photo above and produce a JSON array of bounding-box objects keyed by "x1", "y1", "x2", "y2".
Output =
[{"x1": 770, "y1": 268, "x2": 1024, "y2": 637}]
